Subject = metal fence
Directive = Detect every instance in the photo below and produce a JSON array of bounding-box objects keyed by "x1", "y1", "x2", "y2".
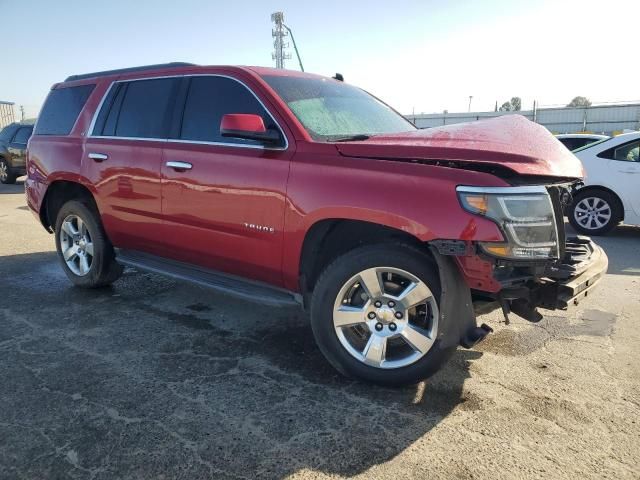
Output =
[
  {"x1": 0, "y1": 101, "x2": 15, "y2": 129},
  {"x1": 406, "y1": 103, "x2": 640, "y2": 135}
]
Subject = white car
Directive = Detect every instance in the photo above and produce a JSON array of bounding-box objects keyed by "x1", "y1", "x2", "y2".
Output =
[
  {"x1": 555, "y1": 133, "x2": 609, "y2": 151},
  {"x1": 569, "y1": 132, "x2": 640, "y2": 235}
]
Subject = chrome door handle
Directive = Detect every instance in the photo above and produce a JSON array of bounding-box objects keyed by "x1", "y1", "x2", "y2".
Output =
[
  {"x1": 166, "y1": 161, "x2": 193, "y2": 171},
  {"x1": 88, "y1": 152, "x2": 108, "y2": 162}
]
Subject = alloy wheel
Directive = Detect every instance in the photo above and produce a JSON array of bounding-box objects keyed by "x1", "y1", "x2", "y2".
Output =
[
  {"x1": 333, "y1": 267, "x2": 438, "y2": 369},
  {"x1": 0, "y1": 161, "x2": 7, "y2": 182},
  {"x1": 573, "y1": 197, "x2": 612, "y2": 231},
  {"x1": 59, "y1": 214, "x2": 94, "y2": 276}
]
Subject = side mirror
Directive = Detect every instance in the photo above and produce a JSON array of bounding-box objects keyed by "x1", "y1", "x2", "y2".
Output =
[{"x1": 220, "y1": 114, "x2": 281, "y2": 145}]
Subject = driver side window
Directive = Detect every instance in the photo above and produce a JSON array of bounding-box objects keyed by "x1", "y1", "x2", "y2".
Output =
[
  {"x1": 599, "y1": 140, "x2": 640, "y2": 162},
  {"x1": 613, "y1": 141, "x2": 639, "y2": 162}
]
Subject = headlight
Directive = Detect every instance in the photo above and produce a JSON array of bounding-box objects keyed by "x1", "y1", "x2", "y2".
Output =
[{"x1": 457, "y1": 185, "x2": 559, "y2": 260}]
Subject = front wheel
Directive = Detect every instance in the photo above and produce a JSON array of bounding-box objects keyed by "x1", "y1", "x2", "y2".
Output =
[
  {"x1": 310, "y1": 244, "x2": 455, "y2": 386},
  {"x1": 54, "y1": 200, "x2": 123, "y2": 288}
]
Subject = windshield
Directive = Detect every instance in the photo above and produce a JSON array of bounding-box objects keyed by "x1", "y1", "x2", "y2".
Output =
[{"x1": 262, "y1": 75, "x2": 416, "y2": 141}]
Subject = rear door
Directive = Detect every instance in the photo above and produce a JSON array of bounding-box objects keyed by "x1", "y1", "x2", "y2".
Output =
[
  {"x1": 84, "y1": 77, "x2": 180, "y2": 253},
  {"x1": 160, "y1": 75, "x2": 292, "y2": 285}
]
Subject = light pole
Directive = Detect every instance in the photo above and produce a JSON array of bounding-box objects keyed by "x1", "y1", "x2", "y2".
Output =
[{"x1": 468, "y1": 96, "x2": 473, "y2": 112}]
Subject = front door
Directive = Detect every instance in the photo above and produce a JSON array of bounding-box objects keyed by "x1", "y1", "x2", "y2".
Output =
[
  {"x1": 605, "y1": 140, "x2": 640, "y2": 221},
  {"x1": 160, "y1": 75, "x2": 292, "y2": 285}
]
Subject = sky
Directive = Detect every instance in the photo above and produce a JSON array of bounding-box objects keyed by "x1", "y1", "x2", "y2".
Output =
[{"x1": 1, "y1": 0, "x2": 639, "y2": 119}]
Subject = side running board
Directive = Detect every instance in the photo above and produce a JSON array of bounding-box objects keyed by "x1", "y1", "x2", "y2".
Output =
[{"x1": 116, "y1": 249, "x2": 301, "y2": 307}]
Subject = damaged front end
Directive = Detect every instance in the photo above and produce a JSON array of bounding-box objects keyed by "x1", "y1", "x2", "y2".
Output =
[{"x1": 433, "y1": 181, "x2": 608, "y2": 343}]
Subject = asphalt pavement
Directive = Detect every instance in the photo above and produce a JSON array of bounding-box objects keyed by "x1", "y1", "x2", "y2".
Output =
[{"x1": 1, "y1": 180, "x2": 639, "y2": 479}]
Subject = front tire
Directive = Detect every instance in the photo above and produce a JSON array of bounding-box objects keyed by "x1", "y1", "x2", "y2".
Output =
[
  {"x1": 0, "y1": 158, "x2": 17, "y2": 184},
  {"x1": 54, "y1": 200, "x2": 123, "y2": 288},
  {"x1": 310, "y1": 243, "x2": 455, "y2": 386},
  {"x1": 568, "y1": 189, "x2": 621, "y2": 236}
]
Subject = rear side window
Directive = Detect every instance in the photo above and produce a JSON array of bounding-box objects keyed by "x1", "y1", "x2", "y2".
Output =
[
  {"x1": 92, "y1": 78, "x2": 178, "y2": 139},
  {"x1": 178, "y1": 76, "x2": 282, "y2": 146},
  {"x1": 35, "y1": 84, "x2": 95, "y2": 135}
]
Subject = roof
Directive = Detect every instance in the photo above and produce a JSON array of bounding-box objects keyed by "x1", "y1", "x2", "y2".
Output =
[
  {"x1": 555, "y1": 133, "x2": 609, "y2": 139},
  {"x1": 63, "y1": 63, "x2": 329, "y2": 83},
  {"x1": 64, "y1": 62, "x2": 197, "y2": 82}
]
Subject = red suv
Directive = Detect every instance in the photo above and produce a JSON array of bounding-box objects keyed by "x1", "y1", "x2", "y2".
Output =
[{"x1": 26, "y1": 63, "x2": 608, "y2": 386}]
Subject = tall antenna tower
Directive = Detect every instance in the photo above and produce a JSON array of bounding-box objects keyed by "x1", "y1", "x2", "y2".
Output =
[{"x1": 271, "y1": 12, "x2": 291, "y2": 69}]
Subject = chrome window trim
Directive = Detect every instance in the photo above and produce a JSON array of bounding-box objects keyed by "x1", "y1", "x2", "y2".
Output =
[
  {"x1": 456, "y1": 185, "x2": 548, "y2": 195},
  {"x1": 86, "y1": 74, "x2": 289, "y2": 151}
]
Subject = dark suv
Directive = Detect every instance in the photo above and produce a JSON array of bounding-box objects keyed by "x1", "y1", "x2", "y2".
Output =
[{"x1": 0, "y1": 123, "x2": 33, "y2": 184}]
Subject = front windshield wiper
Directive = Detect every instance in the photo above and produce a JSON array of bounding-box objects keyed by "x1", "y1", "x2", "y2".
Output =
[{"x1": 332, "y1": 134, "x2": 371, "y2": 142}]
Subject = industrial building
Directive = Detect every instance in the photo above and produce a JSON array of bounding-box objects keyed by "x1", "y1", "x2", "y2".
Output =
[
  {"x1": 0, "y1": 101, "x2": 15, "y2": 129},
  {"x1": 406, "y1": 102, "x2": 640, "y2": 135}
]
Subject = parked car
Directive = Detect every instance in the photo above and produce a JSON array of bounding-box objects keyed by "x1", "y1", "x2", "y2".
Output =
[
  {"x1": 0, "y1": 122, "x2": 33, "y2": 184},
  {"x1": 555, "y1": 133, "x2": 609, "y2": 151},
  {"x1": 26, "y1": 63, "x2": 608, "y2": 386},
  {"x1": 568, "y1": 132, "x2": 640, "y2": 235}
]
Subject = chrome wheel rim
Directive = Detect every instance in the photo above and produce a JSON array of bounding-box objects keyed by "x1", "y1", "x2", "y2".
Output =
[
  {"x1": 0, "y1": 161, "x2": 7, "y2": 182},
  {"x1": 333, "y1": 267, "x2": 439, "y2": 369},
  {"x1": 574, "y1": 197, "x2": 612, "y2": 230},
  {"x1": 59, "y1": 214, "x2": 94, "y2": 276}
]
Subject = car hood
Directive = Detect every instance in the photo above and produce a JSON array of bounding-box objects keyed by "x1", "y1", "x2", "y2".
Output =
[{"x1": 335, "y1": 115, "x2": 584, "y2": 179}]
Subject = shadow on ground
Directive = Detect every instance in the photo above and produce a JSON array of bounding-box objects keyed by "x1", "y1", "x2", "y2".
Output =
[
  {"x1": 0, "y1": 252, "x2": 480, "y2": 479},
  {"x1": 0, "y1": 180, "x2": 24, "y2": 195}
]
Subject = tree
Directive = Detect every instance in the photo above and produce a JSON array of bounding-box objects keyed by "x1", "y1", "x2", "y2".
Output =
[
  {"x1": 567, "y1": 96, "x2": 592, "y2": 107},
  {"x1": 498, "y1": 97, "x2": 522, "y2": 112}
]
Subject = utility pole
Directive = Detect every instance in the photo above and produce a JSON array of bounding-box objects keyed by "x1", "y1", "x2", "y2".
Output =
[
  {"x1": 271, "y1": 12, "x2": 291, "y2": 69},
  {"x1": 468, "y1": 96, "x2": 473, "y2": 113},
  {"x1": 282, "y1": 22, "x2": 304, "y2": 72},
  {"x1": 20, "y1": 105, "x2": 25, "y2": 122}
]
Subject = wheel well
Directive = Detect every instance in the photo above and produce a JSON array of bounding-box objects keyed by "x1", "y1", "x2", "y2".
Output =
[
  {"x1": 299, "y1": 219, "x2": 429, "y2": 299},
  {"x1": 41, "y1": 181, "x2": 97, "y2": 232},
  {"x1": 575, "y1": 185, "x2": 625, "y2": 221}
]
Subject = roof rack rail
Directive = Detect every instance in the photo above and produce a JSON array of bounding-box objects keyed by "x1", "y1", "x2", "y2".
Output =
[{"x1": 65, "y1": 62, "x2": 197, "y2": 82}]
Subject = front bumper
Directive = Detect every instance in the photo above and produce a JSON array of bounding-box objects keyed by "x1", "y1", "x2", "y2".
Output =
[
  {"x1": 495, "y1": 236, "x2": 608, "y2": 321},
  {"x1": 543, "y1": 237, "x2": 608, "y2": 309}
]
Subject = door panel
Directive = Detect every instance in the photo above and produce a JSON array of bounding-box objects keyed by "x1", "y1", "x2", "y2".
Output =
[
  {"x1": 160, "y1": 142, "x2": 291, "y2": 285},
  {"x1": 609, "y1": 159, "x2": 640, "y2": 218},
  {"x1": 82, "y1": 139, "x2": 165, "y2": 253}
]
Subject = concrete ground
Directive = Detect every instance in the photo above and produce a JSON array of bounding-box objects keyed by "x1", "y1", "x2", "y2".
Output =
[{"x1": 1, "y1": 180, "x2": 639, "y2": 480}]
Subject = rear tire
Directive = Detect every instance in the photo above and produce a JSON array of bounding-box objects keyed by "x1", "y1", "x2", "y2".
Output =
[
  {"x1": 0, "y1": 159, "x2": 17, "y2": 184},
  {"x1": 54, "y1": 200, "x2": 123, "y2": 288},
  {"x1": 568, "y1": 189, "x2": 621, "y2": 236},
  {"x1": 310, "y1": 243, "x2": 455, "y2": 386}
]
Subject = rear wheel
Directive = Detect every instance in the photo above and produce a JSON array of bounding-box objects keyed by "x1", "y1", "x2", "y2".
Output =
[
  {"x1": 0, "y1": 159, "x2": 17, "y2": 184},
  {"x1": 568, "y1": 189, "x2": 621, "y2": 236},
  {"x1": 310, "y1": 244, "x2": 454, "y2": 386},
  {"x1": 54, "y1": 200, "x2": 123, "y2": 288}
]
